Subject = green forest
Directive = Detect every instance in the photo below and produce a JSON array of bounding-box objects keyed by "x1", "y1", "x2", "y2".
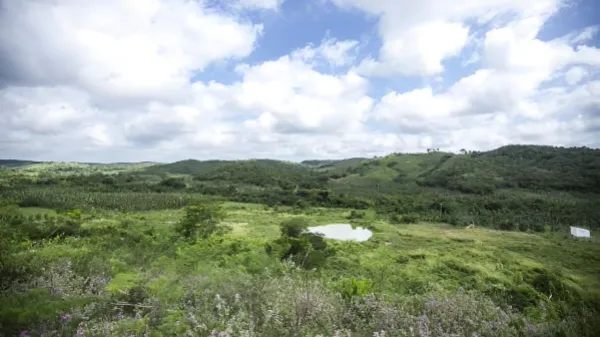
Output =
[{"x1": 1, "y1": 144, "x2": 600, "y2": 336}]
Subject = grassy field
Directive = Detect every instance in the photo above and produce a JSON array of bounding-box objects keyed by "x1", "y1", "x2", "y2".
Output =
[{"x1": 4, "y1": 203, "x2": 599, "y2": 336}]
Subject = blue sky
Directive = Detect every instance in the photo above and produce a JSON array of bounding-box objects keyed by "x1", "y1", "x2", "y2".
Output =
[{"x1": 0, "y1": 0, "x2": 599, "y2": 162}]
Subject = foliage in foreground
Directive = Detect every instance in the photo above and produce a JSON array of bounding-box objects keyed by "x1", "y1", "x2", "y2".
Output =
[{"x1": 3, "y1": 261, "x2": 599, "y2": 337}]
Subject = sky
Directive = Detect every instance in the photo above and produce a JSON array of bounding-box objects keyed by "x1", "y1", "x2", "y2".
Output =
[{"x1": 0, "y1": 0, "x2": 599, "y2": 162}]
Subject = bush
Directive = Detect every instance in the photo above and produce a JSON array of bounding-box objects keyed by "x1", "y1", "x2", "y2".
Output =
[
  {"x1": 347, "y1": 210, "x2": 365, "y2": 220},
  {"x1": 174, "y1": 202, "x2": 227, "y2": 241},
  {"x1": 338, "y1": 277, "x2": 374, "y2": 299},
  {"x1": 280, "y1": 217, "x2": 309, "y2": 238},
  {"x1": 401, "y1": 214, "x2": 420, "y2": 224},
  {"x1": 497, "y1": 220, "x2": 516, "y2": 231},
  {"x1": 158, "y1": 177, "x2": 186, "y2": 189}
]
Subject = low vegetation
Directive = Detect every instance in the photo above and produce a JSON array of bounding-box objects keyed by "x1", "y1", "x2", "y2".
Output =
[{"x1": 1, "y1": 145, "x2": 599, "y2": 336}]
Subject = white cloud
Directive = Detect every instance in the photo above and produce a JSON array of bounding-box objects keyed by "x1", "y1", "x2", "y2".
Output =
[
  {"x1": 567, "y1": 25, "x2": 600, "y2": 45},
  {"x1": 234, "y1": 52, "x2": 372, "y2": 134},
  {"x1": 332, "y1": 0, "x2": 562, "y2": 76},
  {"x1": 0, "y1": 0, "x2": 262, "y2": 104},
  {"x1": 236, "y1": 0, "x2": 285, "y2": 11},
  {"x1": 565, "y1": 66, "x2": 589, "y2": 85},
  {"x1": 358, "y1": 21, "x2": 470, "y2": 76},
  {"x1": 1, "y1": 0, "x2": 599, "y2": 162},
  {"x1": 368, "y1": 1, "x2": 600, "y2": 150},
  {"x1": 292, "y1": 38, "x2": 360, "y2": 68}
]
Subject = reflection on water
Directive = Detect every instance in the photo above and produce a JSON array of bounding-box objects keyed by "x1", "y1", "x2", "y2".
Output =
[{"x1": 307, "y1": 224, "x2": 372, "y2": 242}]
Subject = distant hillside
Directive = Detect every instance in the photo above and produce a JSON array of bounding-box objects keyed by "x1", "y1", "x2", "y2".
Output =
[
  {"x1": 0, "y1": 160, "x2": 42, "y2": 168},
  {"x1": 327, "y1": 151, "x2": 453, "y2": 196},
  {"x1": 145, "y1": 159, "x2": 324, "y2": 189},
  {"x1": 0, "y1": 160, "x2": 157, "y2": 175},
  {"x1": 5, "y1": 145, "x2": 600, "y2": 195},
  {"x1": 301, "y1": 157, "x2": 367, "y2": 171},
  {"x1": 416, "y1": 145, "x2": 600, "y2": 193},
  {"x1": 142, "y1": 145, "x2": 600, "y2": 195}
]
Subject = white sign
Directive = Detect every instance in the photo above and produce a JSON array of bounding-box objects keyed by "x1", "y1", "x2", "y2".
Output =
[{"x1": 570, "y1": 226, "x2": 591, "y2": 238}]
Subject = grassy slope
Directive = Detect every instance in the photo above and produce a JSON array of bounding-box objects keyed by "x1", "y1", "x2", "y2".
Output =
[
  {"x1": 20, "y1": 204, "x2": 600, "y2": 310},
  {"x1": 2, "y1": 161, "x2": 157, "y2": 176},
  {"x1": 0, "y1": 159, "x2": 42, "y2": 168},
  {"x1": 328, "y1": 152, "x2": 452, "y2": 196},
  {"x1": 5, "y1": 145, "x2": 600, "y2": 195},
  {"x1": 417, "y1": 145, "x2": 600, "y2": 192}
]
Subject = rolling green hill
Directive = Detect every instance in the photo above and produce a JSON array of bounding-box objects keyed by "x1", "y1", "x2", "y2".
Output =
[
  {"x1": 145, "y1": 159, "x2": 323, "y2": 189},
  {"x1": 416, "y1": 145, "x2": 600, "y2": 193},
  {"x1": 0, "y1": 159, "x2": 42, "y2": 168},
  {"x1": 4, "y1": 145, "x2": 600, "y2": 195}
]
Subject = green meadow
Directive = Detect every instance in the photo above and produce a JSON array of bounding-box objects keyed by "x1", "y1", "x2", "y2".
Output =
[{"x1": 2, "y1": 202, "x2": 599, "y2": 336}]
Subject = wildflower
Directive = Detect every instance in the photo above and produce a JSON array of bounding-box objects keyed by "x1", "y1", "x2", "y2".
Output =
[
  {"x1": 19, "y1": 330, "x2": 30, "y2": 337},
  {"x1": 426, "y1": 299, "x2": 441, "y2": 309},
  {"x1": 60, "y1": 312, "x2": 72, "y2": 323},
  {"x1": 418, "y1": 314, "x2": 429, "y2": 337},
  {"x1": 76, "y1": 327, "x2": 85, "y2": 337},
  {"x1": 215, "y1": 294, "x2": 221, "y2": 301},
  {"x1": 116, "y1": 311, "x2": 123, "y2": 319},
  {"x1": 135, "y1": 312, "x2": 142, "y2": 320},
  {"x1": 234, "y1": 293, "x2": 241, "y2": 302}
]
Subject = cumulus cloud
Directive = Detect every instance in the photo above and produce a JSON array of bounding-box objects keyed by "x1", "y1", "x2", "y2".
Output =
[
  {"x1": 292, "y1": 37, "x2": 360, "y2": 68},
  {"x1": 564, "y1": 67, "x2": 589, "y2": 85},
  {"x1": 236, "y1": 0, "x2": 286, "y2": 11},
  {"x1": 359, "y1": 0, "x2": 600, "y2": 150},
  {"x1": 0, "y1": 0, "x2": 373, "y2": 161},
  {"x1": 0, "y1": 0, "x2": 262, "y2": 103},
  {"x1": 332, "y1": 0, "x2": 562, "y2": 76},
  {"x1": 0, "y1": 0, "x2": 599, "y2": 162},
  {"x1": 235, "y1": 54, "x2": 372, "y2": 134}
]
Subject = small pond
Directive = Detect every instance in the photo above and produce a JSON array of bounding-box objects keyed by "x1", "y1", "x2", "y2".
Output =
[{"x1": 307, "y1": 224, "x2": 372, "y2": 242}]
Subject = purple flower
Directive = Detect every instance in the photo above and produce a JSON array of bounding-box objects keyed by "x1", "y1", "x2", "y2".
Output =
[
  {"x1": 76, "y1": 327, "x2": 85, "y2": 337},
  {"x1": 19, "y1": 330, "x2": 30, "y2": 337},
  {"x1": 116, "y1": 311, "x2": 123, "y2": 319},
  {"x1": 527, "y1": 325, "x2": 538, "y2": 335},
  {"x1": 60, "y1": 312, "x2": 72, "y2": 323},
  {"x1": 418, "y1": 314, "x2": 430, "y2": 337}
]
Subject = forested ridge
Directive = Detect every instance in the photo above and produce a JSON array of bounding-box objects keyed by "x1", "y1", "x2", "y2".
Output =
[{"x1": 2, "y1": 145, "x2": 600, "y2": 230}]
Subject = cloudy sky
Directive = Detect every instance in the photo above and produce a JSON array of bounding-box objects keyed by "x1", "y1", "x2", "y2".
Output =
[{"x1": 1, "y1": 0, "x2": 599, "y2": 162}]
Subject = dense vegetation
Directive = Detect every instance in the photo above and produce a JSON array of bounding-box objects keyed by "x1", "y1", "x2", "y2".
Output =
[{"x1": 1, "y1": 145, "x2": 599, "y2": 336}]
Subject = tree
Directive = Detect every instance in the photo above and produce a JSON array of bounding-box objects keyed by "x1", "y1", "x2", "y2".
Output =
[
  {"x1": 268, "y1": 217, "x2": 335, "y2": 269},
  {"x1": 159, "y1": 177, "x2": 186, "y2": 189},
  {"x1": 174, "y1": 202, "x2": 227, "y2": 241},
  {"x1": 280, "y1": 217, "x2": 309, "y2": 238}
]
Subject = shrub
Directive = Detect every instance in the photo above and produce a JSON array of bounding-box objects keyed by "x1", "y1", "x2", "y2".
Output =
[
  {"x1": 174, "y1": 202, "x2": 227, "y2": 241},
  {"x1": 280, "y1": 217, "x2": 309, "y2": 238},
  {"x1": 347, "y1": 210, "x2": 365, "y2": 220},
  {"x1": 497, "y1": 220, "x2": 516, "y2": 231},
  {"x1": 401, "y1": 214, "x2": 420, "y2": 224}
]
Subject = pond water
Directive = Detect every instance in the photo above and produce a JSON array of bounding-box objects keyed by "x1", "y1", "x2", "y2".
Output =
[{"x1": 307, "y1": 224, "x2": 372, "y2": 242}]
